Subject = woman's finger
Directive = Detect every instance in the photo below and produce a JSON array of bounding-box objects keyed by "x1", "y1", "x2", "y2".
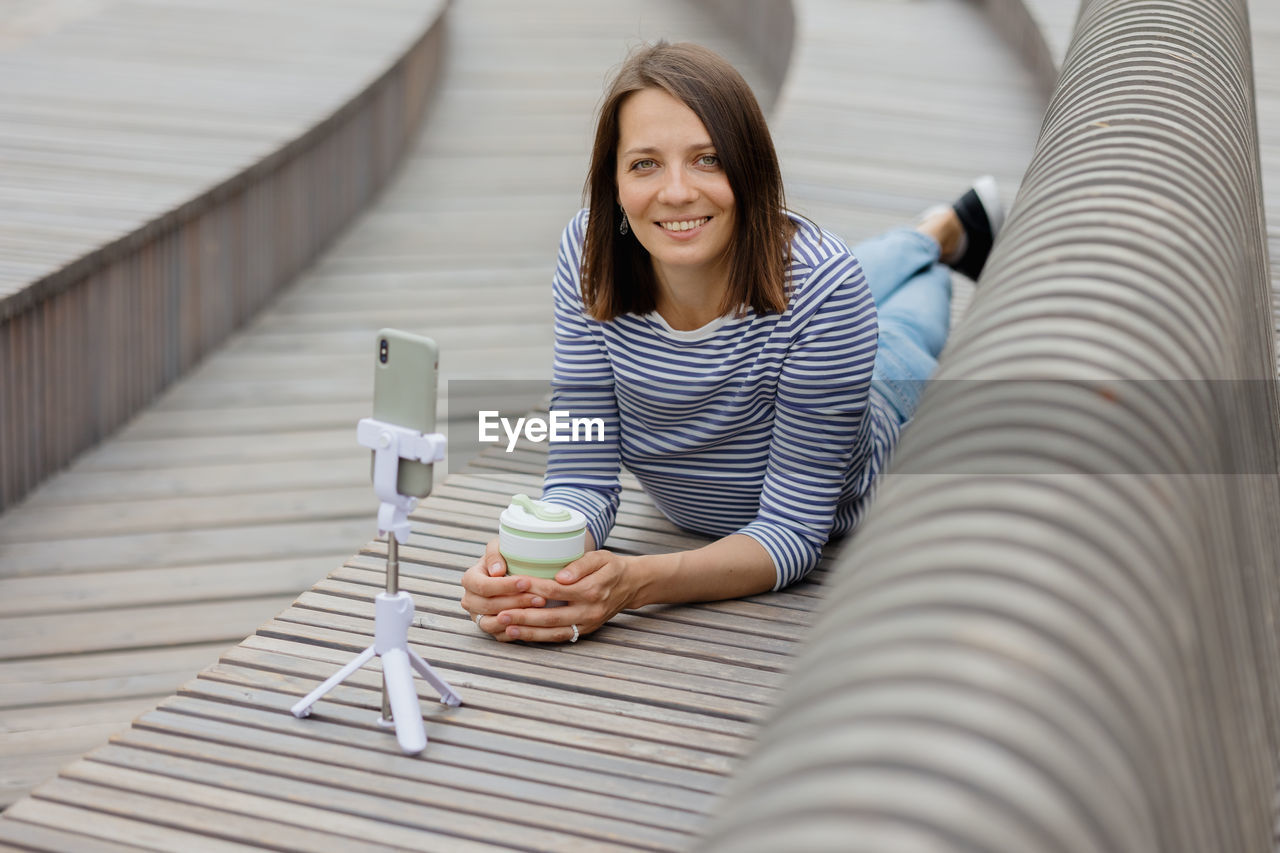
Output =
[
  {"x1": 461, "y1": 561, "x2": 533, "y2": 598},
  {"x1": 462, "y1": 591, "x2": 546, "y2": 616},
  {"x1": 502, "y1": 621, "x2": 589, "y2": 644},
  {"x1": 460, "y1": 560, "x2": 546, "y2": 631},
  {"x1": 496, "y1": 606, "x2": 592, "y2": 630},
  {"x1": 552, "y1": 550, "x2": 611, "y2": 584},
  {"x1": 520, "y1": 553, "x2": 616, "y2": 602},
  {"x1": 473, "y1": 612, "x2": 519, "y2": 641},
  {"x1": 482, "y1": 538, "x2": 506, "y2": 576}
]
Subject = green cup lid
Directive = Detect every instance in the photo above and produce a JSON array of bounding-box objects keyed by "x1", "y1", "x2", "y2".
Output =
[
  {"x1": 511, "y1": 493, "x2": 570, "y2": 522},
  {"x1": 501, "y1": 494, "x2": 585, "y2": 534}
]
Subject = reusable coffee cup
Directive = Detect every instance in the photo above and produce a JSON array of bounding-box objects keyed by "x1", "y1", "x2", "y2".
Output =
[{"x1": 499, "y1": 494, "x2": 586, "y2": 606}]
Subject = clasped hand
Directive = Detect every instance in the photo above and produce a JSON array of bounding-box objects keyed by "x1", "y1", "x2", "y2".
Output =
[{"x1": 460, "y1": 539, "x2": 638, "y2": 643}]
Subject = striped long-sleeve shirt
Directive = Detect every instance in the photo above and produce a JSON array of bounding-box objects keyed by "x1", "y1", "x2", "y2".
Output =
[{"x1": 541, "y1": 209, "x2": 899, "y2": 588}]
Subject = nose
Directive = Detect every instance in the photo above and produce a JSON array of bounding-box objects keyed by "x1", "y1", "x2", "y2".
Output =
[{"x1": 657, "y1": 167, "x2": 697, "y2": 206}]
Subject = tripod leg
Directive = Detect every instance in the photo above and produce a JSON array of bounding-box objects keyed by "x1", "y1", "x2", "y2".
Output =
[
  {"x1": 407, "y1": 648, "x2": 463, "y2": 707},
  {"x1": 381, "y1": 647, "x2": 428, "y2": 755},
  {"x1": 291, "y1": 645, "x2": 377, "y2": 718}
]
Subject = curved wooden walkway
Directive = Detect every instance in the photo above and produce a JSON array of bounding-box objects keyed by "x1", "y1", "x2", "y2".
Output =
[
  {"x1": 17, "y1": 0, "x2": 1280, "y2": 845},
  {"x1": 0, "y1": 0, "x2": 783, "y2": 812},
  {"x1": 0, "y1": 0, "x2": 1054, "y2": 836}
]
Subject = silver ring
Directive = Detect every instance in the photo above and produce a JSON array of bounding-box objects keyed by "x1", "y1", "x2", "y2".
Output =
[
  {"x1": 473, "y1": 612, "x2": 484, "y2": 626},
  {"x1": 570, "y1": 624, "x2": 580, "y2": 643}
]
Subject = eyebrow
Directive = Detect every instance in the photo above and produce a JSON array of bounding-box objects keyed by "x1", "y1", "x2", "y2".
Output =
[{"x1": 620, "y1": 142, "x2": 715, "y2": 158}]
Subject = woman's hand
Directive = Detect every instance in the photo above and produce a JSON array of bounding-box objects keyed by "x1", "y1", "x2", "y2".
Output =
[
  {"x1": 461, "y1": 541, "x2": 643, "y2": 643},
  {"x1": 493, "y1": 550, "x2": 642, "y2": 643},
  {"x1": 461, "y1": 533, "x2": 775, "y2": 643},
  {"x1": 459, "y1": 538, "x2": 549, "y2": 639}
]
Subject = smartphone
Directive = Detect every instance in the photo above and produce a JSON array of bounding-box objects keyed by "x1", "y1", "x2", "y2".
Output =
[{"x1": 371, "y1": 329, "x2": 439, "y2": 498}]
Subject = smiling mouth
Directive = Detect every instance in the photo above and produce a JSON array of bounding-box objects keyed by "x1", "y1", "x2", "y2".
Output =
[{"x1": 658, "y1": 217, "x2": 710, "y2": 232}]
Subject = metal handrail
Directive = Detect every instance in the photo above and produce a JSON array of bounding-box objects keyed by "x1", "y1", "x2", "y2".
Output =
[{"x1": 699, "y1": 0, "x2": 1280, "y2": 850}]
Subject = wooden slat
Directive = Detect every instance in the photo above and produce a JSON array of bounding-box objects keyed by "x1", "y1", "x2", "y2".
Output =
[
  {"x1": 0, "y1": 488, "x2": 376, "y2": 542},
  {"x1": 62, "y1": 756, "x2": 524, "y2": 853},
  {"x1": 0, "y1": 518, "x2": 374, "y2": 578},
  {"x1": 0, "y1": 643, "x2": 230, "y2": 707},
  {"x1": 20, "y1": 777, "x2": 408, "y2": 853},
  {"x1": 221, "y1": 639, "x2": 755, "y2": 746},
  {"x1": 106, "y1": 717, "x2": 693, "y2": 851},
  {"x1": 0, "y1": 817, "x2": 146, "y2": 853},
  {"x1": 184, "y1": 673, "x2": 729, "y2": 797},
  {"x1": 0, "y1": 597, "x2": 298, "y2": 661},
  {"x1": 260, "y1": 607, "x2": 782, "y2": 719},
  {"x1": 1, "y1": 799, "x2": 253, "y2": 853}
]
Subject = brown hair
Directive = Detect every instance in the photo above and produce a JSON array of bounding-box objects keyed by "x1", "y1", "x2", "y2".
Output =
[{"x1": 580, "y1": 41, "x2": 793, "y2": 321}]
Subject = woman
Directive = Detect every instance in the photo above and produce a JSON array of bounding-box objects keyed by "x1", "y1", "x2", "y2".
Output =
[{"x1": 461, "y1": 41, "x2": 1002, "y2": 643}]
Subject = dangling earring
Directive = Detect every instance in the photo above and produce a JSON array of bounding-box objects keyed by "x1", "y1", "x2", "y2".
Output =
[{"x1": 619, "y1": 205, "x2": 629, "y2": 236}]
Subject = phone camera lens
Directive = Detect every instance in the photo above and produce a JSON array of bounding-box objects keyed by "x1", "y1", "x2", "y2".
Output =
[{"x1": 379, "y1": 339, "x2": 389, "y2": 364}]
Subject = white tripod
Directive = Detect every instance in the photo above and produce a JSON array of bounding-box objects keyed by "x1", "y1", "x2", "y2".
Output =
[{"x1": 291, "y1": 418, "x2": 462, "y2": 755}]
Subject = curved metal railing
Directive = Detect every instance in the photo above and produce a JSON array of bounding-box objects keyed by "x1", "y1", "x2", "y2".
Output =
[{"x1": 699, "y1": 0, "x2": 1280, "y2": 850}]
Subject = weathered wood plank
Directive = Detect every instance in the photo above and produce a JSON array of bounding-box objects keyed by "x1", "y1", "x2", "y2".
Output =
[
  {"x1": 165, "y1": 686, "x2": 721, "y2": 809},
  {"x1": 181, "y1": 675, "x2": 729, "y2": 797},
  {"x1": 29, "y1": 776, "x2": 407, "y2": 853},
  {"x1": 261, "y1": 608, "x2": 780, "y2": 716},
  {"x1": 187, "y1": 667, "x2": 739, "y2": 796},
  {"x1": 227, "y1": 631, "x2": 767, "y2": 755},
  {"x1": 0, "y1": 488, "x2": 376, "y2": 542},
  {"x1": 0, "y1": 560, "x2": 326, "y2": 617},
  {"x1": 1, "y1": 796, "x2": 257, "y2": 852},
  {"x1": 0, "y1": 752, "x2": 86, "y2": 811},
  {"x1": 0, "y1": 643, "x2": 229, "y2": 707},
  {"x1": 0, "y1": 518, "x2": 371, "y2": 577},
  {"x1": 0, "y1": 597, "x2": 294, "y2": 660},
  {"x1": 0, "y1": 816, "x2": 145, "y2": 853},
  {"x1": 226, "y1": 635, "x2": 758, "y2": 741},
  {"x1": 64, "y1": 756, "x2": 527, "y2": 853},
  {"x1": 99, "y1": 720, "x2": 694, "y2": 850},
  {"x1": 0, "y1": 697, "x2": 159, "y2": 747}
]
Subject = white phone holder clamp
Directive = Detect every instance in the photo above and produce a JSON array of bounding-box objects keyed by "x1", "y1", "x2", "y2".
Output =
[
  {"x1": 357, "y1": 417, "x2": 447, "y2": 544},
  {"x1": 290, "y1": 417, "x2": 461, "y2": 756}
]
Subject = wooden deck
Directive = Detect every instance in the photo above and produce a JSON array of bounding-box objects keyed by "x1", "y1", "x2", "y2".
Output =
[
  {"x1": 0, "y1": 0, "x2": 1047, "y2": 832},
  {"x1": 6, "y1": 0, "x2": 1275, "y2": 847},
  {"x1": 0, "y1": 0, "x2": 443, "y2": 300},
  {"x1": 0, "y1": 0, "x2": 790, "y2": 813},
  {"x1": 2, "y1": 437, "x2": 833, "y2": 851}
]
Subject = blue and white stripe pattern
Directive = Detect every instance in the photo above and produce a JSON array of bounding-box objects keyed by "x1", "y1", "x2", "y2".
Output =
[{"x1": 542, "y1": 209, "x2": 899, "y2": 589}]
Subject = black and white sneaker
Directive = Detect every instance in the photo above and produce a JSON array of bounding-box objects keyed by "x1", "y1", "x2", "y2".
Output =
[{"x1": 946, "y1": 175, "x2": 1004, "y2": 281}]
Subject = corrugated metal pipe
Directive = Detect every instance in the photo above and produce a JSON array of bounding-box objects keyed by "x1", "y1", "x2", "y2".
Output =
[{"x1": 697, "y1": 0, "x2": 1280, "y2": 850}]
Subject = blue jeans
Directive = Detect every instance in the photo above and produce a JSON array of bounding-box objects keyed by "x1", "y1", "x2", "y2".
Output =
[{"x1": 855, "y1": 228, "x2": 952, "y2": 425}]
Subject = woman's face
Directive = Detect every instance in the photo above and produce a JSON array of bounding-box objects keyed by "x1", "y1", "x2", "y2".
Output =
[{"x1": 615, "y1": 88, "x2": 736, "y2": 287}]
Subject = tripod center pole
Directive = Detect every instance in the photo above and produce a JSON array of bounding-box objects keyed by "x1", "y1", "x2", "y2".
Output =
[
  {"x1": 381, "y1": 533, "x2": 401, "y2": 723},
  {"x1": 387, "y1": 533, "x2": 400, "y2": 594}
]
